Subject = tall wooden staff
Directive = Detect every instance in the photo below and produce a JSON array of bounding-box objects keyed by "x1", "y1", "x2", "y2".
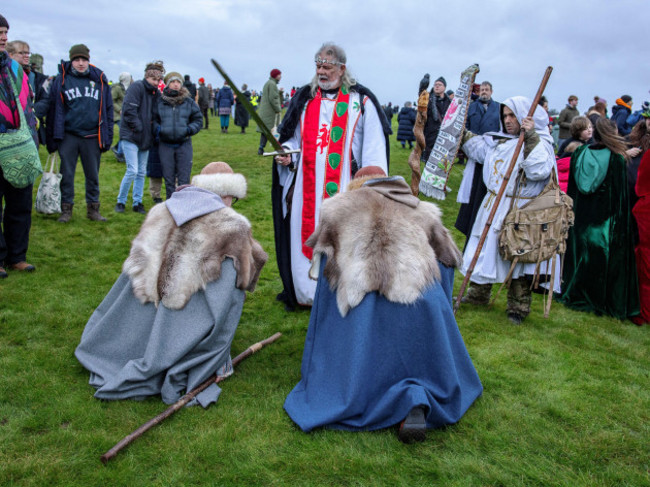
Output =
[
  {"x1": 454, "y1": 67, "x2": 553, "y2": 313},
  {"x1": 408, "y1": 89, "x2": 429, "y2": 195},
  {"x1": 100, "y1": 332, "x2": 282, "y2": 464}
]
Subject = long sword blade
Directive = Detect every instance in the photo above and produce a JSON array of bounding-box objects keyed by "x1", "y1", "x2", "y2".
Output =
[{"x1": 211, "y1": 58, "x2": 285, "y2": 153}]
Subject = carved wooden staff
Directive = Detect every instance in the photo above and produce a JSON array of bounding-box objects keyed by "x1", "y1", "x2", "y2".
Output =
[
  {"x1": 454, "y1": 67, "x2": 553, "y2": 313},
  {"x1": 100, "y1": 332, "x2": 282, "y2": 464},
  {"x1": 408, "y1": 89, "x2": 429, "y2": 196}
]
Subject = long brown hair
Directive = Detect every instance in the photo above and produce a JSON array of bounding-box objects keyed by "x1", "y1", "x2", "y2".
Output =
[
  {"x1": 628, "y1": 118, "x2": 650, "y2": 153},
  {"x1": 593, "y1": 118, "x2": 629, "y2": 160}
]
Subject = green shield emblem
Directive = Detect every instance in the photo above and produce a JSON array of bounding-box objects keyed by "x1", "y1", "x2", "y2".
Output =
[
  {"x1": 335, "y1": 102, "x2": 348, "y2": 117},
  {"x1": 325, "y1": 181, "x2": 339, "y2": 197},
  {"x1": 330, "y1": 126, "x2": 343, "y2": 143},
  {"x1": 328, "y1": 153, "x2": 341, "y2": 170}
]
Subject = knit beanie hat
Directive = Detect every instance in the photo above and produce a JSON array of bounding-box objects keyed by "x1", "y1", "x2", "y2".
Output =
[
  {"x1": 191, "y1": 162, "x2": 247, "y2": 199},
  {"x1": 621, "y1": 95, "x2": 632, "y2": 104},
  {"x1": 436, "y1": 76, "x2": 446, "y2": 87},
  {"x1": 0, "y1": 14, "x2": 9, "y2": 29},
  {"x1": 198, "y1": 77, "x2": 205, "y2": 84},
  {"x1": 164, "y1": 71, "x2": 183, "y2": 85},
  {"x1": 69, "y1": 44, "x2": 90, "y2": 61},
  {"x1": 270, "y1": 68, "x2": 281, "y2": 79},
  {"x1": 642, "y1": 101, "x2": 650, "y2": 111}
]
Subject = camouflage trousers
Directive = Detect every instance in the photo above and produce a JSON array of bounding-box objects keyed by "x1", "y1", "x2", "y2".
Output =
[{"x1": 465, "y1": 277, "x2": 532, "y2": 318}]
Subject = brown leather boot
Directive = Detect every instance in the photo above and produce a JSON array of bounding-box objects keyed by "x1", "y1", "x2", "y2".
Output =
[
  {"x1": 87, "y1": 202, "x2": 107, "y2": 222},
  {"x1": 58, "y1": 203, "x2": 73, "y2": 223}
]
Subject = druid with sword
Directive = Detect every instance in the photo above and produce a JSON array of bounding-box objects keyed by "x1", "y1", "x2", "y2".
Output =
[{"x1": 214, "y1": 43, "x2": 391, "y2": 311}]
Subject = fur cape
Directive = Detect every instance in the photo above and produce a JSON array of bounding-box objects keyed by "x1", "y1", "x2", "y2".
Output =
[
  {"x1": 306, "y1": 177, "x2": 462, "y2": 316},
  {"x1": 123, "y1": 203, "x2": 268, "y2": 310}
]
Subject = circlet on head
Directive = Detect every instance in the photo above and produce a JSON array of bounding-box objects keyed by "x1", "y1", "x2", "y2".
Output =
[{"x1": 315, "y1": 56, "x2": 344, "y2": 67}]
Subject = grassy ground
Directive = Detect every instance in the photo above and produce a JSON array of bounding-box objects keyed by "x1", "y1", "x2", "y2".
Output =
[{"x1": 1, "y1": 114, "x2": 649, "y2": 486}]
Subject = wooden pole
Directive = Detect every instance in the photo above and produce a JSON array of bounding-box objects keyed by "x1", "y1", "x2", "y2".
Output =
[
  {"x1": 100, "y1": 332, "x2": 282, "y2": 464},
  {"x1": 454, "y1": 67, "x2": 553, "y2": 313},
  {"x1": 408, "y1": 90, "x2": 429, "y2": 196}
]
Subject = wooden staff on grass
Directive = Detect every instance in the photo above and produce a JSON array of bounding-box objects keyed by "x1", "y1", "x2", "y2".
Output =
[
  {"x1": 454, "y1": 67, "x2": 553, "y2": 313},
  {"x1": 100, "y1": 332, "x2": 282, "y2": 464}
]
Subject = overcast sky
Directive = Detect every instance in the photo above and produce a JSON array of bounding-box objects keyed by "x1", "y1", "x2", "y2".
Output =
[{"x1": 3, "y1": 0, "x2": 648, "y2": 113}]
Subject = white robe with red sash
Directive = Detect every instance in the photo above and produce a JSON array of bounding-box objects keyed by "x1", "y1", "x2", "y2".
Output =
[{"x1": 277, "y1": 90, "x2": 387, "y2": 305}]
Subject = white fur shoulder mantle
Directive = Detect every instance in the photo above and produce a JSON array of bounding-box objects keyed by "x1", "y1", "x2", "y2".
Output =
[
  {"x1": 306, "y1": 187, "x2": 462, "y2": 316},
  {"x1": 123, "y1": 203, "x2": 268, "y2": 310}
]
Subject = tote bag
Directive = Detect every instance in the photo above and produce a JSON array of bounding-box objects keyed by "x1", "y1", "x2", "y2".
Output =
[{"x1": 35, "y1": 153, "x2": 62, "y2": 214}]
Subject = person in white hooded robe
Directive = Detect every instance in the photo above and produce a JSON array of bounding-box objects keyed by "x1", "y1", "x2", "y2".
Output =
[{"x1": 459, "y1": 96, "x2": 557, "y2": 324}]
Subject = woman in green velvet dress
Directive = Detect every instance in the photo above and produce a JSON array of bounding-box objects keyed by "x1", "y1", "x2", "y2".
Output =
[{"x1": 559, "y1": 118, "x2": 640, "y2": 320}]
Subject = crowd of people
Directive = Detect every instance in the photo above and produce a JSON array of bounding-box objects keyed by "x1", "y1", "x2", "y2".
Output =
[{"x1": 1, "y1": 9, "x2": 648, "y2": 445}]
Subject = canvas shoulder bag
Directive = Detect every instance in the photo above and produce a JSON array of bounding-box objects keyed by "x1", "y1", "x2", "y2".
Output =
[{"x1": 494, "y1": 169, "x2": 575, "y2": 317}]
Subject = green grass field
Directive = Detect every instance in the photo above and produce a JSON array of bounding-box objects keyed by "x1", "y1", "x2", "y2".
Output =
[{"x1": 1, "y1": 114, "x2": 649, "y2": 486}]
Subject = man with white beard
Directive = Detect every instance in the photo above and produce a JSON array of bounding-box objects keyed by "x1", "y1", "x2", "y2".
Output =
[{"x1": 272, "y1": 42, "x2": 391, "y2": 310}]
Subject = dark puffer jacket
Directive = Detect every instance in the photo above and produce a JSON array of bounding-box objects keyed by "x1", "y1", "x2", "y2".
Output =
[
  {"x1": 120, "y1": 79, "x2": 160, "y2": 150},
  {"x1": 396, "y1": 106, "x2": 416, "y2": 142},
  {"x1": 154, "y1": 87, "x2": 203, "y2": 145}
]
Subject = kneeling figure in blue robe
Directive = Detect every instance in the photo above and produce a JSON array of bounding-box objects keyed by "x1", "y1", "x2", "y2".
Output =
[{"x1": 284, "y1": 168, "x2": 483, "y2": 442}]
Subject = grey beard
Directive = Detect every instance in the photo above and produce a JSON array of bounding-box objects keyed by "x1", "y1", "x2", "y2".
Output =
[
  {"x1": 318, "y1": 79, "x2": 339, "y2": 91},
  {"x1": 479, "y1": 95, "x2": 491, "y2": 103}
]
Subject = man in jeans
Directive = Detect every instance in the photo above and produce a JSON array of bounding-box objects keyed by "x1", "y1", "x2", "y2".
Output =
[
  {"x1": 46, "y1": 43, "x2": 113, "y2": 222},
  {"x1": 115, "y1": 61, "x2": 163, "y2": 214}
]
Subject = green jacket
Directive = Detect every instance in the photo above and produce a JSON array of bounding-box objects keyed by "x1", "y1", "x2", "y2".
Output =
[
  {"x1": 111, "y1": 83, "x2": 126, "y2": 122},
  {"x1": 557, "y1": 105, "x2": 579, "y2": 140},
  {"x1": 256, "y1": 77, "x2": 281, "y2": 133}
]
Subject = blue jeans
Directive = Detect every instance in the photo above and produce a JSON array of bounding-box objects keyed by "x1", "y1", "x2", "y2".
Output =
[{"x1": 117, "y1": 140, "x2": 148, "y2": 205}]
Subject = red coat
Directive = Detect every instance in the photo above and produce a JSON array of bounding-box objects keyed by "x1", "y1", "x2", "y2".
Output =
[
  {"x1": 556, "y1": 156, "x2": 571, "y2": 193},
  {"x1": 632, "y1": 150, "x2": 650, "y2": 324}
]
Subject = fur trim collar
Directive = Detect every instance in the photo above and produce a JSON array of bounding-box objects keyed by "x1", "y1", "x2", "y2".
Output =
[{"x1": 191, "y1": 173, "x2": 247, "y2": 199}]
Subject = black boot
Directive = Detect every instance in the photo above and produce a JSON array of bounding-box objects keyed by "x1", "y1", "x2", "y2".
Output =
[
  {"x1": 58, "y1": 203, "x2": 73, "y2": 223},
  {"x1": 398, "y1": 406, "x2": 427, "y2": 444},
  {"x1": 87, "y1": 202, "x2": 107, "y2": 222}
]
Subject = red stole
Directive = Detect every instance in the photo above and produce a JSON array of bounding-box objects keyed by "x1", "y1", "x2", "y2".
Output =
[{"x1": 300, "y1": 86, "x2": 350, "y2": 259}]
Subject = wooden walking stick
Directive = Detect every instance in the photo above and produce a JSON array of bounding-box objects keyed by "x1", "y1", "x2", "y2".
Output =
[
  {"x1": 454, "y1": 66, "x2": 553, "y2": 313},
  {"x1": 100, "y1": 332, "x2": 282, "y2": 464},
  {"x1": 408, "y1": 88, "x2": 429, "y2": 196}
]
